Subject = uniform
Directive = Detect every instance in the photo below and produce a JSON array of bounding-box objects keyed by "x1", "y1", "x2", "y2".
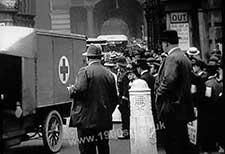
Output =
[
  {"x1": 117, "y1": 71, "x2": 130, "y2": 139},
  {"x1": 200, "y1": 75, "x2": 223, "y2": 152}
]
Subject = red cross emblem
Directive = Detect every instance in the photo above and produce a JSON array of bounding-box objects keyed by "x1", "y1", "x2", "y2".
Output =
[{"x1": 58, "y1": 56, "x2": 70, "y2": 84}]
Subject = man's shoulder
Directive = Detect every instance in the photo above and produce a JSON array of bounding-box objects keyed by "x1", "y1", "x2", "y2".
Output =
[
  {"x1": 169, "y1": 48, "x2": 183, "y2": 56},
  {"x1": 78, "y1": 66, "x2": 87, "y2": 74},
  {"x1": 169, "y1": 49, "x2": 189, "y2": 61},
  {"x1": 88, "y1": 64, "x2": 114, "y2": 76},
  {"x1": 86, "y1": 63, "x2": 102, "y2": 71}
]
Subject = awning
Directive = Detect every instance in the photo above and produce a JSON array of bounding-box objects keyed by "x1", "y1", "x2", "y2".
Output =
[
  {"x1": 0, "y1": 26, "x2": 36, "y2": 58},
  {"x1": 97, "y1": 35, "x2": 128, "y2": 42}
]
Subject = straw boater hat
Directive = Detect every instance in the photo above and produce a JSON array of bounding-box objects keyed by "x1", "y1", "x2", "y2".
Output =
[
  {"x1": 186, "y1": 47, "x2": 200, "y2": 56},
  {"x1": 82, "y1": 44, "x2": 103, "y2": 57}
]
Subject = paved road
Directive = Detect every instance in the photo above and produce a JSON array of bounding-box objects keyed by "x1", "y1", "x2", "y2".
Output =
[{"x1": 4, "y1": 123, "x2": 165, "y2": 154}]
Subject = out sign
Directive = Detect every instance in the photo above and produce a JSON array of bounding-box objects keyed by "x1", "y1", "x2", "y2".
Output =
[{"x1": 170, "y1": 12, "x2": 188, "y2": 23}]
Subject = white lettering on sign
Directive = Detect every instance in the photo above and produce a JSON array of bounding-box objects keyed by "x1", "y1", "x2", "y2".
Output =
[
  {"x1": 58, "y1": 56, "x2": 70, "y2": 84},
  {"x1": 170, "y1": 12, "x2": 188, "y2": 23},
  {"x1": 170, "y1": 23, "x2": 190, "y2": 51},
  {"x1": 135, "y1": 95, "x2": 145, "y2": 111}
]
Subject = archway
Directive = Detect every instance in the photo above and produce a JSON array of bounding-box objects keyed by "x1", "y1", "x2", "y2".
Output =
[
  {"x1": 100, "y1": 17, "x2": 129, "y2": 37},
  {"x1": 94, "y1": 0, "x2": 144, "y2": 38}
]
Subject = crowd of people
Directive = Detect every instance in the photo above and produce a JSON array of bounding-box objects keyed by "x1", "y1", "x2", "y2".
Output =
[{"x1": 69, "y1": 30, "x2": 223, "y2": 154}]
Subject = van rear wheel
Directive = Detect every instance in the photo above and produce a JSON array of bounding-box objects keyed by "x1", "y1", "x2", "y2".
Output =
[{"x1": 42, "y1": 110, "x2": 63, "y2": 153}]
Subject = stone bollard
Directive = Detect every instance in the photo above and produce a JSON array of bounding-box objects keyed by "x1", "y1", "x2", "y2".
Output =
[{"x1": 129, "y1": 79, "x2": 158, "y2": 154}]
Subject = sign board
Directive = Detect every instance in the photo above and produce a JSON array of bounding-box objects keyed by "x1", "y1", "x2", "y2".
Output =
[
  {"x1": 170, "y1": 23, "x2": 190, "y2": 51},
  {"x1": 170, "y1": 12, "x2": 188, "y2": 23}
]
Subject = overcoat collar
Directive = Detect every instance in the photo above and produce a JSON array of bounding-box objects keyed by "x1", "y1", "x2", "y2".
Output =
[
  {"x1": 168, "y1": 47, "x2": 180, "y2": 55},
  {"x1": 88, "y1": 60, "x2": 101, "y2": 66}
]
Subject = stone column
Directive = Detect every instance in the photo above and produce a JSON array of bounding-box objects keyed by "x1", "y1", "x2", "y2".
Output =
[
  {"x1": 198, "y1": 9, "x2": 209, "y2": 62},
  {"x1": 86, "y1": 5, "x2": 95, "y2": 37},
  {"x1": 129, "y1": 79, "x2": 157, "y2": 154}
]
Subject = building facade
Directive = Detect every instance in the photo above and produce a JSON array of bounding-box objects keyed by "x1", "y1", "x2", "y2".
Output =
[
  {"x1": 0, "y1": 0, "x2": 222, "y2": 61},
  {"x1": 38, "y1": 0, "x2": 146, "y2": 38},
  {"x1": 145, "y1": 0, "x2": 222, "y2": 61},
  {"x1": 0, "y1": 0, "x2": 35, "y2": 27}
]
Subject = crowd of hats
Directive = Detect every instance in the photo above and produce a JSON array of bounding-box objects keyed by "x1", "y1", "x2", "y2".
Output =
[
  {"x1": 186, "y1": 46, "x2": 222, "y2": 73},
  {"x1": 86, "y1": 39, "x2": 222, "y2": 76},
  {"x1": 101, "y1": 38, "x2": 165, "y2": 76}
]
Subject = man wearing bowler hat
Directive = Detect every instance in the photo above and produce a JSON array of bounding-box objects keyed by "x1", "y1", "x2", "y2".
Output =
[
  {"x1": 136, "y1": 58, "x2": 157, "y2": 121},
  {"x1": 70, "y1": 44, "x2": 118, "y2": 154},
  {"x1": 154, "y1": 30, "x2": 195, "y2": 154}
]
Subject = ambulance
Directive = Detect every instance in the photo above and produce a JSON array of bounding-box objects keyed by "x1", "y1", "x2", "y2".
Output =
[{"x1": 0, "y1": 26, "x2": 86, "y2": 153}]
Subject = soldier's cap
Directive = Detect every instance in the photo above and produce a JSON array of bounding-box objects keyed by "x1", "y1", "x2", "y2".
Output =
[
  {"x1": 187, "y1": 47, "x2": 200, "y2": 56},
  {"x1": 206, "y1": 56, "x2": 220, "y2": 69},
  {"x1": 82, "y1": 44, "x2": 103, "y2": 57}
]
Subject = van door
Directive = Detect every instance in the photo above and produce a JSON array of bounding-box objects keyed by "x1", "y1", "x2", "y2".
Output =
[{"x1": 0, "y1": 54, "x2": 23, "y2": 139}]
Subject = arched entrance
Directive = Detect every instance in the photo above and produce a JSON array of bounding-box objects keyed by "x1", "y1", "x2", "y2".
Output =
[
  {"x1": 94, "y1": 0, "x2": 144, "y2": 38},
  {"x1": 100, "y1": 18, "x2": 129, "y2": 37}
]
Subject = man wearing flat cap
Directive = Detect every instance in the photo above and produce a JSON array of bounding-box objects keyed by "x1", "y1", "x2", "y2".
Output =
[
  {"x1": 154, "y1": 30, "x2": 195, "y2": 154},
  {"x1": 70, "y1": 44, "x2": 118, "y2": 154}
]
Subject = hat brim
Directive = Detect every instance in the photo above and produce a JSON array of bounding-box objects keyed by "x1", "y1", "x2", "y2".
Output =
[
  {"x1": 186, "y1": 50, "x2": 200, "y2": 56},
  {"x1": 82, "y1": 52, "x2": 103, "y2": 57},
  {"x1": 104, "y1": 63, "x2": 116, "y2": 67},
  {"x1": 117, "y1": 63, "x2": 127, "y2": 67},
  {"x1": 160, "y1": 36, "x2": 181, "y2": 41}
]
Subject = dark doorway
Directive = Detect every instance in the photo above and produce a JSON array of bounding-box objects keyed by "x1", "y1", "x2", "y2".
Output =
[{"x1": 0, "y1": 54, "x2": 22, "y2": 110}]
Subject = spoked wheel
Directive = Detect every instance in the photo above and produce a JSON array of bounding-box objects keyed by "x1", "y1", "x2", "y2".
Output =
[{"x1": 42, "y1": 110, "x2": 63, "y2": 153}]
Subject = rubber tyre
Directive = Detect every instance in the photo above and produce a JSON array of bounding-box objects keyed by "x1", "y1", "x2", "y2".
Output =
[{"x1": 42, "y1": 110, "x2": 63, "y2": 153}]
